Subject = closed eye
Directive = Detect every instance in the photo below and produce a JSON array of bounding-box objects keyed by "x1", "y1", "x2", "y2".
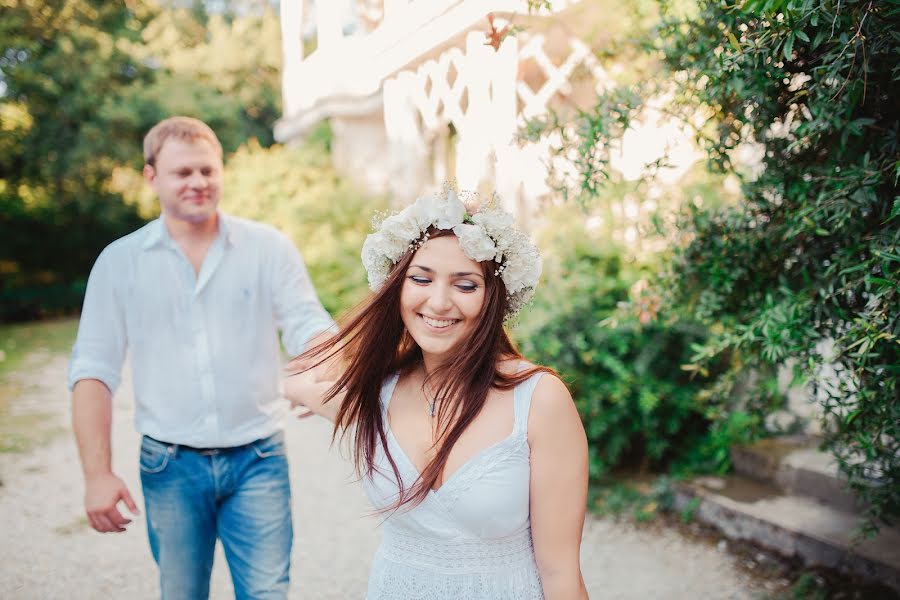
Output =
[
  {"x1": 409, "y1": 275, "x2": 431, "y2": 285},
  {"x1": 456, "y1": 282, "x2": 478, "y2": 292}
]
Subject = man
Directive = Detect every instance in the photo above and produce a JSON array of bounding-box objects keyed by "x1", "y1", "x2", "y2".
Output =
[{"x1": 68, "y1": 116, "x2": 335, "y2": 599}]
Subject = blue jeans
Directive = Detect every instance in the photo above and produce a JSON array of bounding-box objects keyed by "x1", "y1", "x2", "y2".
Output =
[{"x1": 139, "y1": 432, "x2": 293, "y2": 600}]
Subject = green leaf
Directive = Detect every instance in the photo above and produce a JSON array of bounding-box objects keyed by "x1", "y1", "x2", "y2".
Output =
[
  {"x1": 783, "y1": 34, "x2": 795, "y2": 61},
  {"x1": 888, "y1": 197, "x2": 900, "y2": 222},
  {"x1": 867, "y1": 276, "x2": 899, "y2": 290},
  {"x1": 812, "y1": 29, "x2": 827, "y2": 49},
  {"x1": 727, "y1": 32, "x2": 742, "y2": 53},
  {"x1": 874, "y1": 250, "x2": 900, "y2": 263},
  {"x1": 839, "y1": 263, "x2": 869, "y2": 275},
  {"x1": 795, "y1": 30, "x2": 810, "y2": 43}
]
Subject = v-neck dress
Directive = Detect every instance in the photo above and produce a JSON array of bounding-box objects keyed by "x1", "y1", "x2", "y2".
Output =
[{"x1": 362, "y1": 371, "x2": 546, "y2": 599}]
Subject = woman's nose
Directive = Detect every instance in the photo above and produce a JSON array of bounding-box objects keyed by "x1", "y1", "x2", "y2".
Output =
[{"x1": 428, "y1": 283, "x2": 454, "y2": 313}]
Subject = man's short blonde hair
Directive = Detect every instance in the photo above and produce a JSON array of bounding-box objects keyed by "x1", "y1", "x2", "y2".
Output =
[{"x1": 143, "y1": 116, "x2": 223, "y2": 166}]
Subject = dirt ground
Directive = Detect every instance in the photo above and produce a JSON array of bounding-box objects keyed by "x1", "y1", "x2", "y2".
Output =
[{"x1": 0, "y1": 353, "x2": 774, "y2": 599}]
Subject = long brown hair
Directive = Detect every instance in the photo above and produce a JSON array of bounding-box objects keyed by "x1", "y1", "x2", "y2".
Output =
[{"x1": 300, "y1": 228, "x2": 555, "y2": 509}]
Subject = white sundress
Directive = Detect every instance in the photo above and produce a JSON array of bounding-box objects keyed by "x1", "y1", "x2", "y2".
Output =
[{"x1": 362, "y1": 370, "x2": 546, "y2": 600}]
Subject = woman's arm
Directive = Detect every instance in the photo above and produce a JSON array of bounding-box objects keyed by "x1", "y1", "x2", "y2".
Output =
[
  {"x1": 283, "y1": 369, "x2": 344, "y2": 423},
  {"x1": 528, "y1": 375, "x2": 590, "y2": 600}
]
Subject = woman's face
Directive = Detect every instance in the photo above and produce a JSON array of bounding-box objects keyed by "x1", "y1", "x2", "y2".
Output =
[{"x1": 400, "y1": 235, "x2": 487, "y2": 366}]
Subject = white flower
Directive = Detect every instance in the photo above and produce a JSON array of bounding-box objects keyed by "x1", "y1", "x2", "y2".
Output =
[
  {"x1": 414, "y1": 191, "x2": 467, "y2": 230},
  {"x1": 453, "y1": 224, "x2": 497, "y2": 262},
  {"x1": 472, "y1": 209, "x2": 514, "y2": 237},
  {"x1": 360, "y1": 187, "x2": 542, "y2": 317},
  {"x1": 381, "y1": 207, "x2": 422, "y2": 242},
  {"x1": 361, "y1": 232, "x2": 402, "y2": 290},
  {"x1": 501, "y1": 249, "x2": 542, "y2": 294}
]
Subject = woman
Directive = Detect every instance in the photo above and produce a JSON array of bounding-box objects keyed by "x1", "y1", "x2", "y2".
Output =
[{"x1": 285, "y1": 189, "x2": 589, "y2": 599}]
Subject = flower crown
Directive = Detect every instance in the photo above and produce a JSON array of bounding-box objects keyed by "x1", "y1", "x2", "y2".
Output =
[{"x1": 361, "y1": 188, "x2": 542, "y2": 317}]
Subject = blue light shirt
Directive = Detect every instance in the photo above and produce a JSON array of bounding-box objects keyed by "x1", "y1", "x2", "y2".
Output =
[{"x1": 68, "y1": 214, "x2": 336, "y2": 448}]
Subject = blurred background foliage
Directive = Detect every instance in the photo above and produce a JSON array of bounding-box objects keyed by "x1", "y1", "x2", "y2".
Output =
[
  {"x1": 526, "y1": 0, "x2": 899, "y2": 532},
  {"x1": 514, "y1": 207, "x2": 735, "y2": 480},
  {"x1": 0, "y1": 0, "x2": 334, "y2": 320},
  {"x1": 220, "y1": 128, "x2": 386, "y2": 318}
]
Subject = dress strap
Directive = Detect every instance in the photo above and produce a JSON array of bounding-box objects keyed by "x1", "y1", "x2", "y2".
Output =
[
  {"x1": 512, "y1": 370, "x2": 544, "y2": 436},
  {"x1": 380, "y1": 372, "x2": 401, "y2": 415}
]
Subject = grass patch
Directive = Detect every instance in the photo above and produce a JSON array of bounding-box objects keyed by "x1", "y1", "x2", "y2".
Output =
[
  {"x1": 0, "y1": 317, "x2": 78, "y2": 453},
  {"x1": 0, "y1": 318, "x2": 78, "y2": 380},
  {"x1": 590, "y1": 475, "x2": 677, "y2": 523}
]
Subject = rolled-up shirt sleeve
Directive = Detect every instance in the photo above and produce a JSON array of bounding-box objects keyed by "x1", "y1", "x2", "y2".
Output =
[
  {"x1": 271, "y1": 232, "x2": 337, "y2": 357},
  {"x1": 67, "y1": 248, "x2": 126, "y2": 393}
]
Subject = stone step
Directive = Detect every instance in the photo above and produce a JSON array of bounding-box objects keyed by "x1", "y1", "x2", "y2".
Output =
[
  {"x1": 730, "y1": 436, "x2": 864, "y2": 513},
  {"x1": 674, "y1": 475, "x2": 900, "y2": 593}
]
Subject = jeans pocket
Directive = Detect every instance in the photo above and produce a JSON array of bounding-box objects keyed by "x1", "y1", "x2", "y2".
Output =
[
  {"x1": 251, "y1": 432, "x2": 287, "y2": 459},
  {"x1": 140, "y1": 437, "x2": 172, "y2": 474}
]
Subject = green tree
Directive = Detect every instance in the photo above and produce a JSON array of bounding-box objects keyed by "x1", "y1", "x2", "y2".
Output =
[
  {"x1": 1, "y1": 0, "x2": 286, "y2": 320},
  {"x1": 530, "y1": 0, "x2": 899, "y2": 532},
  {"x1": 0, "y1": 0, "x2": 154, "y2": 320}
]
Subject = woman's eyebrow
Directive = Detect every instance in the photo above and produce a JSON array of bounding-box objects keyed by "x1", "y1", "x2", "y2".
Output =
[
  {"x1": 409, "y1": 264, "x2": 484, "y2": 280},
  {"x1": 453, "y1": 271, "x2": 485, "y2": 280}
]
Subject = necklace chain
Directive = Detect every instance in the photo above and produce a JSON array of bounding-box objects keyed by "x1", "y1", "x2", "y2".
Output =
[{"x1": 422, "y1": 375, "x2": 444, "y2": 419}]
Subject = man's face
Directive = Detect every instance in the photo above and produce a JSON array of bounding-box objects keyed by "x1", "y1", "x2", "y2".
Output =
[{"x1": 144, "y1": 137, "x2": 223, "y2": 226}]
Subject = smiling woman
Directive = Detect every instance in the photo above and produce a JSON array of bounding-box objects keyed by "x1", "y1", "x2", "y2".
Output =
[
  {"x1": 284, "y1": 188, "x2": 589, "y2": 600},
  {"x1": 401, "y1": 234, "x2": 487, "y2": 364}
]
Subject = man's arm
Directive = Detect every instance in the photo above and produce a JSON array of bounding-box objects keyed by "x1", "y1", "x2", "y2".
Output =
[
  {"x1": 270, "y1": 231, "x2": 337, "y2": 357},
  {"x1": 68, "y1": 247, "x2": 137, "y2": 533},
  {"x1": 72, "y1": 379, "x2": 139, "y2": 533}
]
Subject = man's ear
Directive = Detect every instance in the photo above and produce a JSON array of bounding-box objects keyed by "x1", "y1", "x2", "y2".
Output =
[{"x1": 143, "y1": 164, "x2": 156, "y2": 185}]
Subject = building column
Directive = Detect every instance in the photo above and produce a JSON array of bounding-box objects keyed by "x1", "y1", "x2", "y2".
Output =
[
  {"x1": 384, "y1": 73, "x2": 428, "y2": 207},
  {"x1": 453, "y1": 32, "x2": 495, "y2": 194},
  {"x1": 279, "y1": 0, "x2": 304, "y2": 117},
  {"x1": 486, "y1": 34, "x2": 523, "y2": 215},
  {"x1": 315, "y1": 0, "x2": 343, "y2": 52}
]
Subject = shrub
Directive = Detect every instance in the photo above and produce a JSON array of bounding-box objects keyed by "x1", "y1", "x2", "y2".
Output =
[
  {"x1": 221, "y1": 136, "x2": 386, "y2": 318},
  {"x1": 515, "y1": 212, "x2": 760, "y2": 478}
]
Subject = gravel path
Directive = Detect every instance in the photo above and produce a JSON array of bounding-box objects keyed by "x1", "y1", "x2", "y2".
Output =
[{"x1": 0, "y1": 355, "x2": 769, "y2": 599}]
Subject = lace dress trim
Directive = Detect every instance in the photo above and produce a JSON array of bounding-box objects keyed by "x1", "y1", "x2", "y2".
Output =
[{"x1": 378, "y1": 527, "x2": 535, "y2": 573}]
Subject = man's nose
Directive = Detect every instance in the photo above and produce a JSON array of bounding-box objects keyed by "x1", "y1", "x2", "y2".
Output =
[{"x1": 188, "y1": 172, "x2": 207, "y2": 188}]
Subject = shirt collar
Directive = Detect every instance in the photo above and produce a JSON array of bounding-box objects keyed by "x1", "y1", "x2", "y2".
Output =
[{"x1": 141, "y1": 212, "x2": 239, "y2": 250}]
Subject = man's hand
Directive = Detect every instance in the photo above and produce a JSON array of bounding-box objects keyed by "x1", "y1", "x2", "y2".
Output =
[{"x1": 84, "y1": 471, "x2": 140, "y2": 533}]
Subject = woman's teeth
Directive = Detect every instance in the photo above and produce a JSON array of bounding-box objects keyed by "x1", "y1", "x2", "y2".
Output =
[{"x1": 421, "y1": 315, "x2": 458, "y2": 328}]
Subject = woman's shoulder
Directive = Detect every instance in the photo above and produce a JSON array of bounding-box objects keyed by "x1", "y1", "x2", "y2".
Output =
[
  {"x1": 531, "y1": 372, "x2": 572, "y2": 408},
  {"x1": 496, "y1": 357, "x2": 548, "y2": 376},
  {"x1": 526, "y1": 372, "x2": 580, "y2": 441},
  {"x1": 498, "y1": 357, "x2": 564, "y2": 387}
]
